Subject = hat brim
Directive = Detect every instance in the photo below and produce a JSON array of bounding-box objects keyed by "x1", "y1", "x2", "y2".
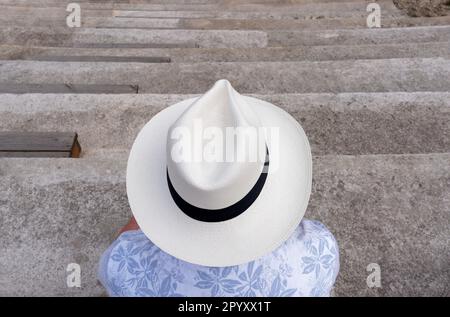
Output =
[{"x1": 126, "y1": 96, "x2": 312, "y2": 267}]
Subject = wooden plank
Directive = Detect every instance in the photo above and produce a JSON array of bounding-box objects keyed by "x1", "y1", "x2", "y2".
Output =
[
  {"x1": 26, "y1": 55, "x2": 171, "y2": 63},
  {"x1": 0, "y1": 132, "x2": 81, "y2": 158},
  {"x1": 0, "y1": 84, "x2": 139, "y2": 94}
]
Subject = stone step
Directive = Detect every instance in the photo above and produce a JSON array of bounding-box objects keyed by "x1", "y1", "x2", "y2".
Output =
[
  {"x1": 111, "y1": 2, "x2": 402, "y2": 19},
  {"x1": 2, "y1": 26, "x2": 449, "y2": 49},
  {"x1": 0, "y1": 1, "x2": 400, "y2": 16},
  {"x1": 0, "y1": 11, "x2": 404, "y2": 23},
  {"x1": 104, "y1": 3, "x2": 401, "y2": 14},
  {"x1": 2, "y1": 42, "x2": 449, "y2": 62},
  {"x1": 1, "y1": 92, "x2": 449, "y2": 156},
  {"x1": 0, "y1": 58, "x2": 448, "y2": 94},
  {"x1": 267, "y1": 26, "x2": 450, "y2": 47},
  {"x1": 113, "y1": 9, "x2": 403, "y2": 20},
  {"x1": 0, "y1": 153, "x2": 448, "y2": 296},
  {"x1": 125, "y1": 16, "x2": 450, "y2": 30},
  {"x1": 2, "y1": 15, "x2": 449, "y2": 30},
  {"x1": 0, "y1": 6, "x2": 114, "y2": 18},
  {"x1": 0, "y1": 8, "x2": 399, "y2": 21},
  {"x1": 0, "y1": 0, "x2": 214, "y2": 5},
  {"x1": 0, "y1": 0, "x2": 385, "y2": 4},
  {"x1": 0, "y1": 27, "x2": 267, "y2": 48}
]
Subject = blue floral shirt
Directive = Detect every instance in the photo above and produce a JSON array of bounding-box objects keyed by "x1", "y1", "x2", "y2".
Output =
[{"x1": 98, "y1": 219, "x2": 339, "y2": 297}]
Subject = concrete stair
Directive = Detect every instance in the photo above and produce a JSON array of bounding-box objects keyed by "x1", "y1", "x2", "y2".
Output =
[
  {"x1": 2, "y1": 26, "x2": 450, "y2": 47},
  {"x1": 0, "y1": 1, "x2": 402, "y2": 15},
  {"x1": 3, "y1": 14, "x2": 450, "y2": 29},
  {"x1": 1, "y1": 58, "x2": 449, "y2": 93},
  {"x1": 4, "y1": 16, "x2": 450, "y2": 29},
  {"x1": 0, "y1": 0, "x2": 449, "y2": 297},
  {"x1": 0, "y1": 93, "x2": 449, "y2": 156},
  {"x1": 2, "y1": 42, "x2": 449, "y2": 62},
  {"x1": 1, "y1": 154, "x2": 449, "y2": 296}
]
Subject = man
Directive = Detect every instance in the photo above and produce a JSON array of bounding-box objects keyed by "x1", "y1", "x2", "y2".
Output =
[{"x1": 98, "y1": 80, "x2": 339, "y2": 296}]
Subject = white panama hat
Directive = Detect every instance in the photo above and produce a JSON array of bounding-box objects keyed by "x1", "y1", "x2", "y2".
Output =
[{"x1": 127, "y1": 79, "x2": 312, "y2": 267}]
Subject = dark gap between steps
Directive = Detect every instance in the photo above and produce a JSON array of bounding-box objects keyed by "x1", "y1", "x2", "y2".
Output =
[
  {"x1": 22, "y1": 55, "x2": 171, "y2": 63},
  {"x1": 0, "y1": 83, "x2": 139, "y2": 94}
]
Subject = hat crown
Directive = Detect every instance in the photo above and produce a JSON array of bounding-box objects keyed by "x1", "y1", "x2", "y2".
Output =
[{"x1": 167, "y1": 79, "x2": 266, "y2": 210}]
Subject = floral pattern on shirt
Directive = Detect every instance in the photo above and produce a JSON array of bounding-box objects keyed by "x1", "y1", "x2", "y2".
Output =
[{"x1": 98, "y1": 219, "x2": 339, "y2": 297}]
